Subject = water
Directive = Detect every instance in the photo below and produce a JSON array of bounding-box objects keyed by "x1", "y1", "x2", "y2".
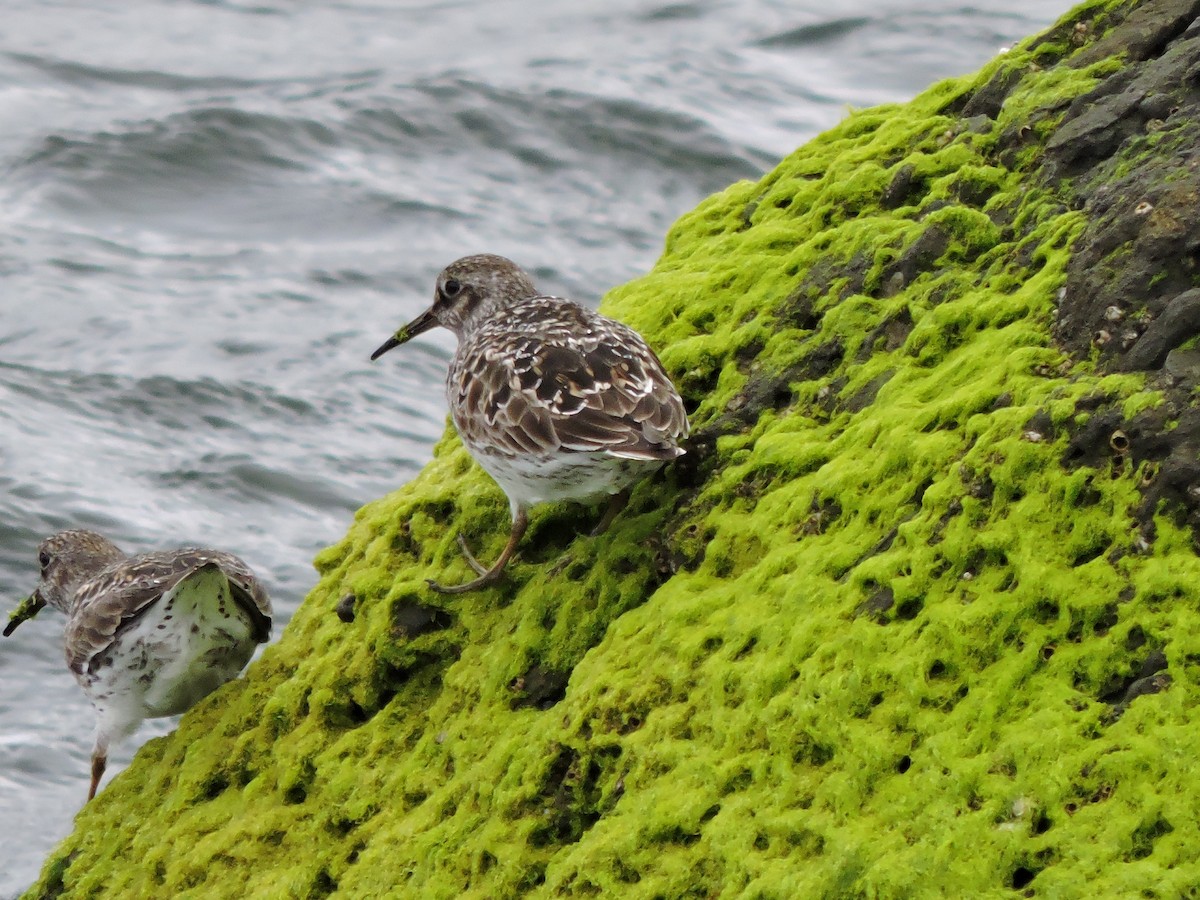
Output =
[{"x1": 0, "y1": 0, "x2": 1068, "y2": 892}]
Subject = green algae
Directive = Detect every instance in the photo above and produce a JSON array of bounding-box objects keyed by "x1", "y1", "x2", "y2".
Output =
[
  {"x1": 27, "y1": 1, "x2": 1200, "y2": 897},
  {"x1": 4, "y1": 593, "x2": 44, "y2": 636}
]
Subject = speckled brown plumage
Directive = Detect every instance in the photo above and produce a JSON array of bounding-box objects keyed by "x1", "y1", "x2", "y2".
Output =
[
  {"x1": 372, "y1": 254, "x2": 688, "y2": 593},
  {"x1": 451, "y1": 292, "x2": 687, "y2": 462}
]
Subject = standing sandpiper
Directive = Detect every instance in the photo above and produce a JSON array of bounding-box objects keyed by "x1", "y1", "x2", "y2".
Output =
[
  {"x1": 371, "y1": 254, "x2": 689, "y2": 593},
  {"x1": 4, "y1": 530, "x2": 272, "y2": 801}
]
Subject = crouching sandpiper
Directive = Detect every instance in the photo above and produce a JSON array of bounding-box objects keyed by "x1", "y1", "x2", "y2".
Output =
[
  {"x1": 5, "y1": 530, "x2": 272, "y2": 801},
  {"x1": 371, "y1": 254, "x2": 688, "y2": 593}
]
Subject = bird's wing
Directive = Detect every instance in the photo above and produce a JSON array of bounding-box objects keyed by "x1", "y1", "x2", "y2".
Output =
[
  {"x1": 452, "y1": 302, "x2": 688, "y2": 460},
  {"x1": 64, "y1": 550, "x2": 271, "y2": 676}
]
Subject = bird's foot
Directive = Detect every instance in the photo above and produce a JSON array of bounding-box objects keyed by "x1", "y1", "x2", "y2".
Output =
[{"x1": 427, "y1": 510, "x2": 529, "y2": 594}]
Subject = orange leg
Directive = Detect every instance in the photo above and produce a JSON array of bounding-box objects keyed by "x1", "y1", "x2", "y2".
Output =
[
  {"x1": 89, "y1": 752, "x2": 107, "y2": 801},
  {"x1": 429, "y1": 507, "x2": 529, "y2": 595}
]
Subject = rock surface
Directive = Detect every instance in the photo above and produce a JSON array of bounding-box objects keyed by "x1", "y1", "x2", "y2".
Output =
[{"x1": 26, "y1": 0, "x2": 1200, "y2": 896}]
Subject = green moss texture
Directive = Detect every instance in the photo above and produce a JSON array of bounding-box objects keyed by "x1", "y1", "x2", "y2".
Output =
[{"x1": 29, "y1": 0, "x2": 1200, "y2": 896}]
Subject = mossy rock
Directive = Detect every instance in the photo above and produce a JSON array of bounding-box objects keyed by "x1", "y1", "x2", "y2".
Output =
[{"x1": 27, "y1": 0, "x2": 1200, "y2": 897}]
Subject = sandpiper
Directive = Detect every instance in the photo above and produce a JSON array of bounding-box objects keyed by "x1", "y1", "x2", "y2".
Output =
[
  {"x1": 4, "y1": 530, "x2": 272, "y2": 801},
  {"x1": 371, "y1": 254, "x2": 688, "y2": 593}
]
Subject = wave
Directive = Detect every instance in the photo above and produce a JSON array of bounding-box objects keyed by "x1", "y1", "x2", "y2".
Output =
[
  {"x1": 756, "y1": 16, "x2": 873, "y2": 48},
  {"x1": 19, "y1": 107, "x2": 331, "y2": 183},
  {"x1": 0, "y1": 363, "x2": 321, "y2": 441},
  {"x1": 6, "y1": 50, "x2": 383, "y2": 95},
  {"x1": 345, "y1": 76, "x2": 775, "y2": 181},
  {"x1": 8, "y1": 72, "x2": 770, "y2": 208}
]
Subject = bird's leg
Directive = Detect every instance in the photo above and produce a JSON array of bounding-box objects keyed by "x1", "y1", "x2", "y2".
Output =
[
  {"x1": 590, "y1": 488, "x2": 631, "y2": 537},
  {"x1": 88, "y1": 731, "x2": 110, "y2": 802},
  {"x1": 89, "y1": 754, "x2": 107, "y2": 802},
  {"x1": 430, "y1": 506, "x2": 529, "y2": 594}
]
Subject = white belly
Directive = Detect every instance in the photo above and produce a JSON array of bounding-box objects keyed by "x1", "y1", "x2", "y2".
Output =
[{"x1": 472, "y1": 448, "x2": 662, "y2": 507}]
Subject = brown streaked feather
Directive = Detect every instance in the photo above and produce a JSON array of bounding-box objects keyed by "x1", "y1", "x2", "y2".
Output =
[
  {"x1": 448, "y1": 295, "x2": 688, "y2": 461},
  {"x1": 64, "y1": 549, "x2": 272, "y2": 677}
]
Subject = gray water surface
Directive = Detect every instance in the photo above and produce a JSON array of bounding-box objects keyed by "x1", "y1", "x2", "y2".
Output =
[{"x1": 0, "y1": 1, "x2": 1067, "y2": 892}]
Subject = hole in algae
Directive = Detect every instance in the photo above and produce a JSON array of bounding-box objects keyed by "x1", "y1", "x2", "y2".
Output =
[
  {"x1": 723, "y1": 767, "x2": 753, "y2": 793},
  {"x1": 1033, "y1": 600, "x2": 1059, "y2": 623},
  {"x1": 519, "y1": 863, "x2": 547, "y2": 889},
  {"x1": 1070, "y1": 539, "x2": 1109, "y2": 568},
  {"x1": 793, "y1": 739, "x2": 834, "y2": 766},
  {"x1": 201, "y1": 774, "x2": 229, "y2": 801},
  {"x1": 615, "y1": 860, "x2": 641, "y2": 883},
  {"x1": 329, "y1": 817, "x2": 360, "y2": 837},
  {"x1": 909, "y1": 476, "x2": 934, "y2": 506},
  {"x1": 311, "y1": 870, "x2": 337, "y2": 898},
  {"x1": 679, "y1": 366, "x2": 720, "y2": 412},
  {"x1": 1128, "y1": 815, "x2": 1174, "y2": 860},
  {"x1": 896, "y1": 755, "x2": 912, "y2": 773},
  {"x1": 895, "y1": 598, "x2": 923, "y2": 620},
  {"x1": 284, "y1": 784, "x2": 308, "y2": 805},
  {"x1": 754, "y1": 832, "x2": 770, "y2": 851},
  {"x1": 403, "y1": 790, "x2": 428, "y2": 810},
  {"x1": 416, "y1": 497, "x2": 456, "y2": 521},
  {"x1": 855, "y1": 586, "x2": 894, "y2": 622},
  {"x1": 618, "y1": 713, "x2": 643, "y2": 735},
  {"x1": 654, "y1": 824, "x2": 701, "y2": 847},
  {"x1": 1011, "y1": 866, "x2": 1037, "y2": 889},
  {"x1": 1033, "y1": 813, "x2": 1053, "y2": 835},
  {"x1": 1086, "y1": 603, "x2": 1116, "y2": 638},
  {"x1": 509, "y1": 663, "x2": 571, "y2": 710},
  {"x1": 42, "y1": 851, "x2": 76, "y2": 895},
  {"x1": 390, "y1": 600, "x2": 454, "y2": 639},
  {"x1": 786, "y1": 827, "x2": 825, "y2": 856},
  {"x1": 1125, "y1": 625, "x2": 1147, "y2": 650},
  {"x1": 733, "y1": 635, "x2": 757, "y2": 660}
]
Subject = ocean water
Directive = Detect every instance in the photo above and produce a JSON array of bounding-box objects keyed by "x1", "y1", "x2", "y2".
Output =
[{"x1": 0, "y1": 0, "x2": 1068, "y2": 892}]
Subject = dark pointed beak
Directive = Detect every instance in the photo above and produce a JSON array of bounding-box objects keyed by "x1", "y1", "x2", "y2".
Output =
[
  {"x1": 370, "y1": 308, "x2": 440, "y2": 361},
  {"x1": 4, "y1": 592, "x2": 45, "y2": 637}
]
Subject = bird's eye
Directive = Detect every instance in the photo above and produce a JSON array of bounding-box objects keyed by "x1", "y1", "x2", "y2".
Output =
[
  {"x1": 442, "y1": 278, "x2": 462, "y2": 298},
  {"x1": 38, "y1": 551, "x2": 50, "y2": 571}
]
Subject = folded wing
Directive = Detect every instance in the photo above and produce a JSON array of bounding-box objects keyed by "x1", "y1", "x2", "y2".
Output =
[{"x1": 452, "y1": 301, "x2": 689, "y2": 461}]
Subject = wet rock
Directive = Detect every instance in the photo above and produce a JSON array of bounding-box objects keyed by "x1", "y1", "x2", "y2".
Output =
[
  {"x1": 509, "y1": 664, "x2": 571, "y2": 710},
  {"x1": 1121, "y1": 289, "x2": 1200, "y2": 371},
  {"x1": 390, "y1": 600, "x2": 453, "y2": 639},
  {"x1": 334, "y1": 593, "x2": 357, "y2": 623}
]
